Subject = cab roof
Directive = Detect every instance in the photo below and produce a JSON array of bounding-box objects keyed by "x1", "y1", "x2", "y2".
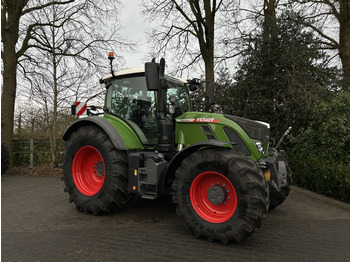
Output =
[
  {"x1": 101, "y1": 68, "x2": 187, "y2": 84},
  {"x1": 101, "y1": 67, "x2": 144, "y2": 81}
]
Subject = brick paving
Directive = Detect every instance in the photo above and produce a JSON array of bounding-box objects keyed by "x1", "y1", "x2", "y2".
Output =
[{"x1": 2, "y1": 175, "x2": 350, "y2": 262}]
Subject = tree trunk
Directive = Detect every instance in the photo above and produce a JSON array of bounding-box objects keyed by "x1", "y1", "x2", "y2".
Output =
[
  {"x1": 261, "y1": 0, "x2": 279, "y2": 106},
  {"x1": 201, "y1": 0, "x2": 215, "y2": 111},
  {"x1": 263, "y1": 0, "x2": 277, "y2": 40},
  {"x1": 1, "y1": 37, "x2": 18, "y2": 167},
  {"x1": 203, "y1": 54, "x2": 215, "y2": 111},
  {"x1": 17, "y1": 110, "x2": 22, "y2": 136},
  {"x1": 50, "y1": 54, "x2": 58, "y2": 167},
  {"x1": 339, "y1": 0, "x2": 350, "y2": 88},
  {"x1": 1, "y1": 0, "x2": 27, "y2": 167},
  {"x1": 50, "y1": 6, "x2": 58, "y2": 167}
]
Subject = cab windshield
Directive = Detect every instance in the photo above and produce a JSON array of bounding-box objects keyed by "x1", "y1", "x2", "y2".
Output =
[{"x1": 105, "y1": 74, "x2": 190, "y2": 145}]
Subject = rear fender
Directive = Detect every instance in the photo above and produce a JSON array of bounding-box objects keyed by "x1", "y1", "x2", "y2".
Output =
[{"x1": 63, "y1": 116, "x2": 126, "y2": 150}]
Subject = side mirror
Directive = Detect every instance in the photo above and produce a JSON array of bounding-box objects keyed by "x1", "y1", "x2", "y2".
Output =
[
  {"x1": 145, "y1": 61, "x2": 160, "y2": 91},
  {"x1": 187, "y1": 78, "x2": 201, "y2": 91},
  {"x1": 145, "y1": 58, "x2": 167, "y2": 91}
]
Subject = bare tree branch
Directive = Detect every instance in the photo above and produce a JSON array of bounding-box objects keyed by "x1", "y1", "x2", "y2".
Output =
[{"x1": 21, "y1": 0, "x2": 75, "y2": 16}]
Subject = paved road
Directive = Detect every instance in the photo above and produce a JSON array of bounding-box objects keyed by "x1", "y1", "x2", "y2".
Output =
[{"x1": 2, "y1": 175, "x2": 350, "y2": 262}]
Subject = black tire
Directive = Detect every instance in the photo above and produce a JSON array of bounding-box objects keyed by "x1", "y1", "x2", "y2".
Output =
[
  {"x1": 172, "y1": 148, "x2": 269, "y2": 244},
  {"x1": 269, "y1": 168, "x2": 292, "y2": 209},
  {"x1": 2, "y1": 143, "x2": 10, "y2": 175},
  {"x1": 62, "y1": 125, "x2": 129, "y2": 215}
]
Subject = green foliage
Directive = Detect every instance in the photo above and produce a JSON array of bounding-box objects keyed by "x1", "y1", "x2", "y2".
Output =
[
  {"x1": 220, "y1": 11, "x2": 340, "y2": 142},
  {"x1": 289, "y1": 153, "x2": 350, "y2": 202},
  {"x1": 291, "y1": 91, "x2": 350, "y2": 160},
  {"x1": 214, "y1": 67, "x2": 234, "y2": 113},
  {"x1": 289, "y1": 91, "x2": 350, "y2": 202}
]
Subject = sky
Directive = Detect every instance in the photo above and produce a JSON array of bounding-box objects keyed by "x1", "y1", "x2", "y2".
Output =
[
  {"x1": 119, "y1": 0, "x2": 151, "y2": 69},
  {"x1": 118, "y1": 0, "x2": 205, "y2": 79}
]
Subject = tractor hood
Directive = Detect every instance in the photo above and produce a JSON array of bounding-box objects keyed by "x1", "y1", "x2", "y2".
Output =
[
  {"x1": 224, "y1": 114, "x2": 270, "y2": 151},
  {"x1": 175, "y1": 112, "x2": 270, "y2": 161}
]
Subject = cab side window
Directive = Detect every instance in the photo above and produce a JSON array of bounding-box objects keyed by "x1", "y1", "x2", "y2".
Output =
[
  {"x1": 107, "y1": 76, "x2": 157, "y2": 145},
  {"x1": 167, "y1": 80, "x2": 190, "y2": 121}
]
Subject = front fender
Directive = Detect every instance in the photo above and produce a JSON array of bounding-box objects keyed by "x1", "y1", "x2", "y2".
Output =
[
  {"x1": 63, "y1": 116, "x2": 126, "y2": 150},
  {"x1": 163, "y1": 141, "x2": 233, "y2": 190}
]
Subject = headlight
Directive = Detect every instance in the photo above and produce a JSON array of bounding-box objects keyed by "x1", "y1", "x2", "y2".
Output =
[{"x1": 253, "y1": 141, "x2": 264, "y2": 154}]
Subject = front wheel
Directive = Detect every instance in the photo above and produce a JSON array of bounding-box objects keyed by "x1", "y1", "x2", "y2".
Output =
[
  {"x1": 62, "y1": 125, "x2": 129, "y2": 215},
  {"x1": 172, "y1": 148, "x2": 269, "y2": 244}
]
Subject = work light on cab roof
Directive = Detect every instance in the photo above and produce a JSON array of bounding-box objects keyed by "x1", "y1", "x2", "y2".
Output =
[
  {"x1": 108, "y1": 52, "x2": 115, "y2": 60},
  {"x1": 108, "y1": 51, "x2": 115, "y2": 77}
]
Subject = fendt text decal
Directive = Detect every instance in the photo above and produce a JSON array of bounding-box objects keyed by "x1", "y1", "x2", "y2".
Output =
[{"x1": 176, "y1": 118, "x2": 221, "y2": 123}]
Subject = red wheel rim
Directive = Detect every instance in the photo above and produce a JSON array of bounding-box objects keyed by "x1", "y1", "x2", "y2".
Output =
[
  {"x1": 190, "y1": 171, "x2": 237, "y2": 223},
  {"x1": 72, "y1": 146, "x2": 105, "y2": 196}
]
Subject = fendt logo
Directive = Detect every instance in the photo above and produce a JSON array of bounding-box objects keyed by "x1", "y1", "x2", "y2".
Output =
[
  {"x1": 75, "y1": 102, "x2": 87, "y2": 116},
  {"x1": 176, "y1": 118, "x2": 221, "y2": 123}
]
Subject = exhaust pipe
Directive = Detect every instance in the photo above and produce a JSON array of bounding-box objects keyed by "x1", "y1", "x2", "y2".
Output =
[{"x1": 274, "y1": 126, "x2": 292, "y2": 150}]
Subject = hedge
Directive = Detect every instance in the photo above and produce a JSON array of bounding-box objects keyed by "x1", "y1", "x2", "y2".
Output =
[{"x1": 288, "y1": 152, "x2": 350, "y2": 203}]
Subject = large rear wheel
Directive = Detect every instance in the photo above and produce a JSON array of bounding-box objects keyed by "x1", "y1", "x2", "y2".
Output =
[
  {"x1": 172, "y1": 148, "x2": 269, "y2": 244},
  {"x1": 62, "y1": 125, "x2": 129, "y2": 215}
]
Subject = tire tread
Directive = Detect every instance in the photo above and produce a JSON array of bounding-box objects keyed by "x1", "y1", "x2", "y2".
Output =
[
  {"x1": 62, "y1": 125, "x2": 129, "y2": 215},
  {"x1": 172, "y1": 148, "x2": 269, "y2": 244}
]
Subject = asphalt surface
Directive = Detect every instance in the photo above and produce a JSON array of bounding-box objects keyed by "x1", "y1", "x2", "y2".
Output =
[{"x1": 1, "y1": 175, "x2": 350, "y2": 262}]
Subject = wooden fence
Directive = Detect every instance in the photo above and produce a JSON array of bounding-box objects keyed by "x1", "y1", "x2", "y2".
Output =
[{"x1": 13, "y1": 139, "x2": 65, "y2": 167}]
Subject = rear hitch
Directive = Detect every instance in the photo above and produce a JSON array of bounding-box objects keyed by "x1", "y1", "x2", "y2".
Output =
[{"x1": 265, "y1": 149, "x2": 291, "y2": 191}]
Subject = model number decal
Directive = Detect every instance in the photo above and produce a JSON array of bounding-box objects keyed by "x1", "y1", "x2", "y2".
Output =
[{"x1": 176, "y1": 118, "x2": 221, "y2": 123}]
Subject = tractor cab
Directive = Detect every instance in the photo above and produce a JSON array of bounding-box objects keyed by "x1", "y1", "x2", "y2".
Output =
[{"x1": 101, "y1": 68, "x2": 191, "y2": 147}]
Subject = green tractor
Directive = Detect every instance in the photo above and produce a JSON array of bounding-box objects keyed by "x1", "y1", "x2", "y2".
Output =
[{"x1": 62, "y1": 54, "x2": 292, "y2": 244}]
